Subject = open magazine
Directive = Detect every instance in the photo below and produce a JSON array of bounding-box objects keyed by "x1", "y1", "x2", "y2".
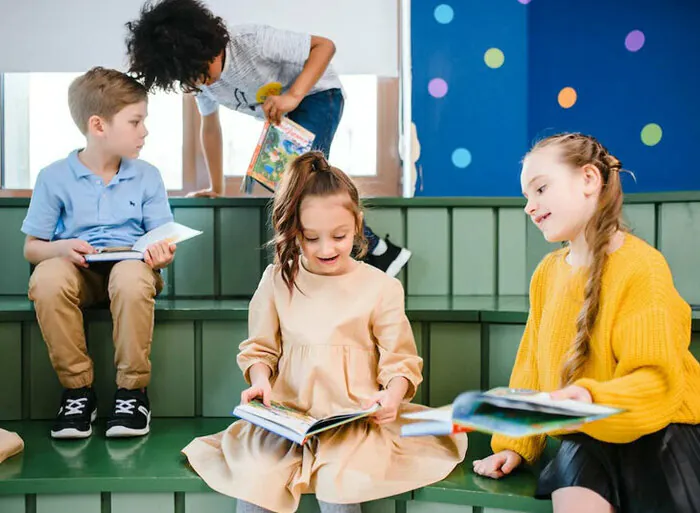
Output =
[
  {"x1": 401, "y1": 387, "x2": 623, "y2": 439},
  {"x1": 84, "y1": 221, "x2": 203, "y2": 263},
  {"x1": 233, "y1": 400, "x2": 380, "y2": 445},
  {"x1": 241, "y1": 117, "x2": 315, "y2": 194}
]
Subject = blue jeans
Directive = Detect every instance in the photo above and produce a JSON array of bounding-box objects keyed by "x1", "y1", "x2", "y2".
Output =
[{"x1": 288, "y1": 89, "x2": 380, "y2": 253}]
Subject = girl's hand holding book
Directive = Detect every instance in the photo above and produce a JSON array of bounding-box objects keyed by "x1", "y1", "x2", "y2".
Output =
[
  {"x1": 549, "y1": 385, "x2": 593, "y2": 403},
  {"x1": 241, "y1": 363, "x2": 273, "y2": 407},
  {"x1": 363, "y1": 377, "x2": 410, "y2": 425},
  {"x1": 241, "y1": 381, "x2": 272, "y2": 407}
]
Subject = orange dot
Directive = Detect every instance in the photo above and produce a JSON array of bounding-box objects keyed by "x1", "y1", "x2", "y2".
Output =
[{"x1": 558, "y1": 87, "x2": 577, "y2": 108}]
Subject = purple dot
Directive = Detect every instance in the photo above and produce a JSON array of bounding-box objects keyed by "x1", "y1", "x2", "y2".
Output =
[
  {"x1": 428, "y1": 78, "x2": 448, "y2": 98},
  {"x1": 625, "y1": 30, "x2": 645, "y2": 52},
  {"x1": 518, "y1": 0, "x2": 532, "y2": 4}
]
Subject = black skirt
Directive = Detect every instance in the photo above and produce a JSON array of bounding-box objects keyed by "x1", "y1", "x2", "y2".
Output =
[{"x1": 536, "y1": 423, "x2": 700, "y2": 513}]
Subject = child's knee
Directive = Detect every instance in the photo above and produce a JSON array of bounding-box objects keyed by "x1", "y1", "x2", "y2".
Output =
[
  {"x1": 108, "y1": 261, "x2": 158, "y2": 301},
  {"x1": 28, "y1": 257, "x2": 82, "y2": 303}
]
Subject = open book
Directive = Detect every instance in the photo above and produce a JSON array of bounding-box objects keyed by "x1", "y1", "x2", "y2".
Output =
[
  {"x1": 84, "y1": 222, "x2": 203, "y2": 263},
  {"x1": 233, "y1": 400, "x2": 380, "y2": 445},
  {"x1": 401, "y1": 387, "x2": 623, "y2": 439},
  {"x1": 241, "y1": 117, "x2": 315, "y2": 194}
]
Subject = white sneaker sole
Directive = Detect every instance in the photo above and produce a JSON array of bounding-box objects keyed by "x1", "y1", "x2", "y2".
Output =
[
  {"x1": 51, "y1": 409, "x2": 97, "y2": 439},
  {"x1": 385, "y1": 248, "x2": 412, "y2": 278},
  {"x1": 106, "y1": 412, "x2": 151, "y2": 438}
]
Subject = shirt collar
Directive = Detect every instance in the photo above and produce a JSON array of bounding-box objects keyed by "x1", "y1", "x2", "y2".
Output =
[{"x1": 68, "y1": 149, "x2": 137, "y2": 182}]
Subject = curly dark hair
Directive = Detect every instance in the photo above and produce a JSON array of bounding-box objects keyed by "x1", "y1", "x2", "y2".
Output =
[{"x1": 125, "y1": 0, "x2": 230, "y2": 93}]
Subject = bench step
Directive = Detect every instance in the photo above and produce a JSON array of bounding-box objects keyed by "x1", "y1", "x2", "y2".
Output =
[{"x1": 0, "y1": 419, "x2": 553, "y2": 512}]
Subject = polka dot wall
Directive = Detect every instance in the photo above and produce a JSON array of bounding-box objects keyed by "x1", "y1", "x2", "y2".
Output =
[{"x1": 411, "y1": 0, "x2": 700, "y2": 196}]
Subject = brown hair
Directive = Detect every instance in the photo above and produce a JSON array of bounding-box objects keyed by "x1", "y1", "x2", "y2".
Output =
[
  {"x1": 271, "y1": 151, "x2": 367, "y2": 294},
  {"x1": 527, "y1": 133, "x2": 625, "y2": 386},
  {"x1": 68, "y1": 66, "x2": 148, "y2": 135}
]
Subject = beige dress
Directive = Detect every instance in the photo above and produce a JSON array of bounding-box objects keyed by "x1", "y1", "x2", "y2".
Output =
[
  {"x1": 0, "y1": 429, "x2": 23, "y2": 464},
  {"x1": 182, "y1": 262, "x2": 467, "y2": 512}
]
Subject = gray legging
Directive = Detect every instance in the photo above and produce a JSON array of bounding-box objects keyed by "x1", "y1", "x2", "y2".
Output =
[{"x1": 237, "y1": 499, "x2": 361, "y2": 513}]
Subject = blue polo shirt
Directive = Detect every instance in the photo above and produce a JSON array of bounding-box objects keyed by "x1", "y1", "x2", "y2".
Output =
[{"x1": 21, "y1": 150, "x2": 173, "y2": 249}]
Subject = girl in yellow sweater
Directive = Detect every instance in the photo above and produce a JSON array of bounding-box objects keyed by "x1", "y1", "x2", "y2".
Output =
[{"x1": 473, "y1": 133, "x2": 700, "y2": 513}]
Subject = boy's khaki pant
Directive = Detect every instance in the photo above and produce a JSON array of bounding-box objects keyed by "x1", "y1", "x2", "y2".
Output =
[{"x1": 28, "y1": 257, "x2": 163, "y2": 390}]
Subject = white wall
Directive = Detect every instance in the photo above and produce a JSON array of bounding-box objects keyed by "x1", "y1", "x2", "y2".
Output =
[{"x1": 0, "y1": 0, "x2": 398, "y2": 75}]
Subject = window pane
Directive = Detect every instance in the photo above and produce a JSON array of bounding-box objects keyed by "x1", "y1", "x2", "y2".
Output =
[
  {"x1": 1, "y1": 72, "x2": 183, "y2": 190},
  {"x1": 222, "y1": 75, "x2": 378, "y2": 177}
]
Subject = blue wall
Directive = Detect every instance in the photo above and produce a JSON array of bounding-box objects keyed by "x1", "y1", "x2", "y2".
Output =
[{"x1": 412, "y1": 0, "x2": 700, "y2": 196}]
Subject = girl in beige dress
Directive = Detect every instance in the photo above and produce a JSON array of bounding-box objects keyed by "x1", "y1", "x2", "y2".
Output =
[{"x1": 182, "y1": 152, "x2": 468, "y2": 513}]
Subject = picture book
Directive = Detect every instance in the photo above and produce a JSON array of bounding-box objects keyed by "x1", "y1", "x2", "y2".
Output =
[
  {"x1": 241, "y1": 117, "x2": 315, "y2": 194},
  {"x1": 401, "y1": 387, "x2": 623, "y2": 439},
  {"x1": 84, "y1": 222, "x2": 203, "y2": 263},
  {"x1": 233, "y1": 400, "x2": 380, "y2": 445}
]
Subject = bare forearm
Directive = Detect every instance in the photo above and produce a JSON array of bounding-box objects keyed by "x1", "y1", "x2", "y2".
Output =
[
  {"x1": 200, "y1": 117, "x2": 224, "y2": 195},
  {"x1": 248, "y1": 362, "x2": 272, "y2": 385},
  {"x1": 386, "y1": 376, "x2": 410, "y2": 400},
  {"x1": 288, "y1": 37, "x2": 336, "y2": 100},
  {"x1": 24, "y1": 239, "x2": 60, "y2": 265}
]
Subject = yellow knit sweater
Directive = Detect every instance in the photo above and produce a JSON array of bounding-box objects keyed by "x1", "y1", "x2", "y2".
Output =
[{"x1": 491, "y1": 234, "x2": 700, "y2": 464}]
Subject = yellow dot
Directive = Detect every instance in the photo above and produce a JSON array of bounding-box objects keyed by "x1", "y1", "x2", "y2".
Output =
[
  {"x1": 484, "y1": 48, "x2": 505, "y2": 69},
  {"x1": 558, "y1": 87, "x2": 577, "y2": 109},
  {"x1": 641, "y1": 123, "x2": 662, "y2": 146}
]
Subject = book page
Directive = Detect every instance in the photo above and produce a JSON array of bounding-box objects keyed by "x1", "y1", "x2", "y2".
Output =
[
  {"x1": 132, "y1": 222, "x2": 203, "y2": 253},
  {"x1": 85, "y1": 251, "x2": 143, "y2": 263},
  {"x1": 308, "y1": 404, "x2": 380, "y2": 434},
  {"x1": 401, "y1": 405, "x2": 453, "y2": 423},
  {"x1": 483, "y1": 387, "x2": 622, "y2": 416},
  {"x1": 235, "y1": 401, "x2": 317, "y2": 436}
]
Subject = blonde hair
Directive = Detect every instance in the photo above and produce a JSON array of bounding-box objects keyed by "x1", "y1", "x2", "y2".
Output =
[
  {"x1": 271, "y1": 151, "x2": 367, "y2": 295},
  {"x1": 68, "y1": 67, "x2": 148, "y2": 135},
  {"x1": 527, "y1": 133, "x2": 625, "y2": 386}
]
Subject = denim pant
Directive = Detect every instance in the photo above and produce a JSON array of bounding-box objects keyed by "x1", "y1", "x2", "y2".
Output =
[{"x1": 288, "y1": 88, "x2": 380, "y2": 253}]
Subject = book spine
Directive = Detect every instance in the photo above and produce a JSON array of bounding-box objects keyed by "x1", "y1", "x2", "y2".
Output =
[{"x1": 245, "y1": 121, "x2": 272, "y2": 188}]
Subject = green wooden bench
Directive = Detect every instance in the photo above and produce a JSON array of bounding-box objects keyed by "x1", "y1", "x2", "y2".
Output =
[
  {"x1": 1, "y1": 295, "x2": 698, "y2": 513},
  {"x1": 0, "y1": 419, "x2": 553, "y2": 513}
]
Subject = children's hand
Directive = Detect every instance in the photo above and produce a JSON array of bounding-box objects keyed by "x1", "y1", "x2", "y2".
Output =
[
  {"x1": 55, "y1": 239, "x2": 96, "y2": 268},
  {"x1": 473, "y1": 450, "x2": 523, "y2": 479},
  {"x1": 144, "y1": 241, "x2": 176, "y2": 270},
  {"x1": 186, "y1": 188, "x2": 220, "y2": 198},
  {"x1": 550, "y1": 385, "x2": 592, "y2": 403},
  {"x1": 262, "y1": 93, "x2": 302, "y2": 125},
  {"x1": 363, "y1": 388, "x2": 403, "y2": 425},
  {"x1": 241, "y1": 379, "x2": 272, "y2": 407}
]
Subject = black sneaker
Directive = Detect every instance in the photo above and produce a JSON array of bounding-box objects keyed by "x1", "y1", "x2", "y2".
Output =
[
  {"x1": 105, "y1": 388, "x2": 151, "y2": 438},
  {"x1": 366, "y1": 236, "x2": 412, "y2": 277},
  {"x1": 51, "y1": 387, "x2": 97, "y2": 439}
]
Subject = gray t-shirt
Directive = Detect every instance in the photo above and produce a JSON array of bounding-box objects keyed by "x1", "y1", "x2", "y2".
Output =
[{"x1": 194, "y1": 24, "x2": 344, "y2": 119}]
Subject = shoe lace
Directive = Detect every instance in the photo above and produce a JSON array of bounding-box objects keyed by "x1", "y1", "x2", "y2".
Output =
[
  {"x1": 64, "y1": 397, "x2": 88, "y2": 416},
  {"x1": 114, "y1": 398, "x2": 137, "y2": 415}
]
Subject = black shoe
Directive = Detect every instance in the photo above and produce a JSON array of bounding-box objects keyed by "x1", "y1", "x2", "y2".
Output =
[
  {"x1": 366, "y1": 236, "x2": 412, "y2": 277},
  {"x1": 106, "y1": 388, "x2": 151, "y2": 438},
  {"x1": 51, "y1": 387, "x2": 97, "y2": 439}
]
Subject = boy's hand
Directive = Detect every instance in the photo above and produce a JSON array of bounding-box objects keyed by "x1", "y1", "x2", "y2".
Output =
[
  {"x1": 473, "y1": 450, "x2": 523, "y2": 479},
  {"x1": 262, "y1": 93, "x2": 302, "y2": 125},
  {"x1": 241, "y1": 379, "x2": 272, "y2": 407},
  {"x1": 363, "y1": 387, "x2": 404, "y2": 425},
  {"x1": 144, "y1": 241, "x2": 176, "y2": 270},
  {"x1": 54, "y1": 239, "x2": 96, "y2": 268}
]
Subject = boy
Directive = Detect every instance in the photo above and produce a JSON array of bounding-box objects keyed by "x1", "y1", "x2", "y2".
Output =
[
  {"x1": 22, "y1": 67, "x2": 176, "y2": 439},
  {"x1": 125, "y1": 0, "x2": 411, "y2": 277}
]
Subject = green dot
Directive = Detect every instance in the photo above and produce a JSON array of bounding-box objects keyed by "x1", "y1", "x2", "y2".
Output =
[
  {"x1": 484, "y1": 48, "x2": 505, "y2": 69},
  {"x1": 641, "y1": 123, "x2": 662, "y2": 146}
]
